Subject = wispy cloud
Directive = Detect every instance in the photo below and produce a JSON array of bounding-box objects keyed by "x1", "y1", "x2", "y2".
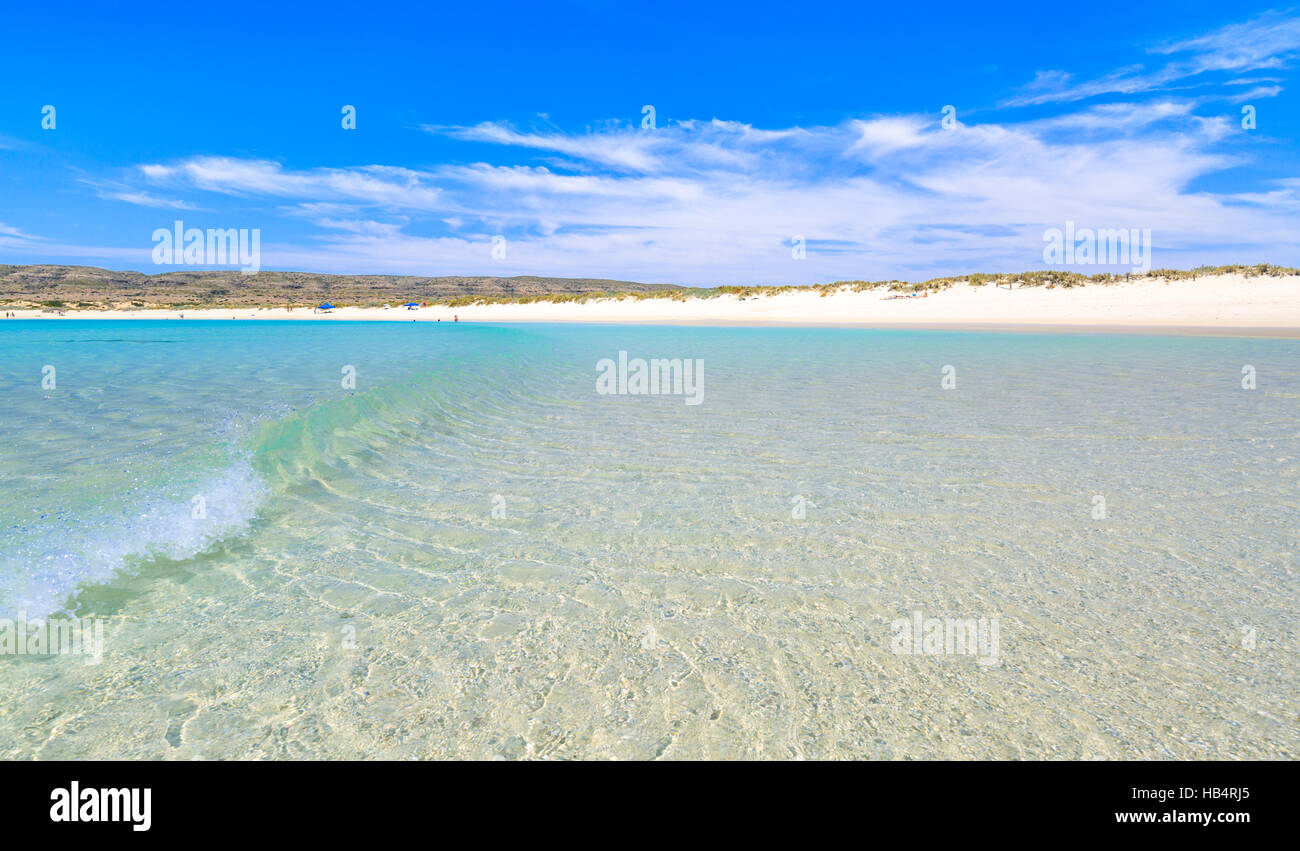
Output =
[
  {"x1": 81, "y1": 179, "x2": 201, "y2": 211},
  {"x1": 140, "y1": 157, "x2": 444, "y2": 210},
  {"x1": 0, "y1": 223, "x2": 39, "y2": 240},
  {"x1": 0, "y1": 222, "x2": 150, "y2": 264},
  {"x1": 1227, "y1": 84, "x2": 1284, "y2": 101},
  {"x1": 428, "y1": 121, "x2": 667, "y2": 172},
  {"x1": 1006, "y1": 10, "x2": 1300, "y2": 105}
]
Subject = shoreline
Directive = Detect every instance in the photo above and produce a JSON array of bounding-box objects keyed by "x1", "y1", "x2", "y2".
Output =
[
  {"x1": 5, "y1": 273, "x2": 1297, "y2": 335},
  {"x1": 7, "y1": 316, "x2": 1298, "y2": 338}
]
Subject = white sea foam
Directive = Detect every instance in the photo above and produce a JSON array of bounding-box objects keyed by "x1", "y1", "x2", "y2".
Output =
[{"x1": 0, "y1": 458, "x2": 268, "y2": 619}]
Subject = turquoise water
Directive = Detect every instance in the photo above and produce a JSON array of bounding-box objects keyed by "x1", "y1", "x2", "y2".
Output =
[{"x1": 0, "y1": 320, "x2": 1295, "y2": 759}]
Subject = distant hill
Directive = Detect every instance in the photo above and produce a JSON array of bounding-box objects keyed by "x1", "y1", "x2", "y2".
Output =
[
  {"x1": 0, "y1": 265, "x2": 679, "y2": 308},
  {"x1": 2, "y1": 263, "x2": 1294, "y2": 310}
]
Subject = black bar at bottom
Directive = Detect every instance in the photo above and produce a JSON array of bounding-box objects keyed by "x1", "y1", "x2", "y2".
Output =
[{"x1": 2, "y1": 760, "x2": 1283, "y2": 838}]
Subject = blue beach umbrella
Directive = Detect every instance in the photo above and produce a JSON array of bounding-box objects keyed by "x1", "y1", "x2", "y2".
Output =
[
  {"x1": 317, "y1": 302, "x2": 335, "y2": 310},
  {"x1": 403, "y1": 302, "x2": 419, "y2": 307}
]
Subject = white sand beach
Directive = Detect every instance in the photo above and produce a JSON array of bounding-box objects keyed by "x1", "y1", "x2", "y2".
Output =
[{"x1": 10, "y1": 273, "x2": 1300, "y2": 333}]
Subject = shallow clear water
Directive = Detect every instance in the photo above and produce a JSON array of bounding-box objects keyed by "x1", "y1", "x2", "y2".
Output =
[{"x1": 0, "y1": 320, "x2": 1295, "y2": 759}]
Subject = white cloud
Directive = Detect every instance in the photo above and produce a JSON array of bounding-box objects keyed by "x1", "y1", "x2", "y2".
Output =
[
  {"x1": 140, "y1": 157, "x2": 444, "y2": 210},
  {"x1": 81, "y1": 179, "x2": 201, "y2": 210},
  {"x1": 1007, "y1": 11, "x2": 1300, "y2": 105},
  {"x1": 0, "y1": 222, "x2": 39, "y2": 240},
  {"x1": 1229, "y1": 85, "x2": 1284, "y2": 101},
  {"x1": 429, "y1": 122, "x2": 667, "y2": 172},
  {"x1": 1155, "y1": 11, "x2": 1300, "y2": 71},
  {"x1": 847, "y1": 117, "x2": 930, "y2": 156},
  {"x1": 0, "y1": 224, "x2": 151, "y2": 264}
]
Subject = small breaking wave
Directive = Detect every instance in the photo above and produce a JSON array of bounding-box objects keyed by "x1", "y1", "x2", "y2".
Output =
[{"x1": 0, "y1": 457, "x2": 268, "y2": 619}]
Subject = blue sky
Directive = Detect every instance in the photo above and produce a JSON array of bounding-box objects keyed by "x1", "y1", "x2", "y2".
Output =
[{"x1": 1, "y1": 0, "x2": 1297, "y2": 284}]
